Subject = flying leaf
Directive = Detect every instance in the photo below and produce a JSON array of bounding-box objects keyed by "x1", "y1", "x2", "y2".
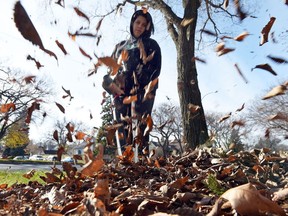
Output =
[
  {"x1": 79, "y1": 47, "x2": 92, "y2": 60},
  {"x1": 14, "y1": 1, "x2": 57, "y2": 60},
  {"x1": 97, "y1": 57, "x2": 121, "y2": 76},
  {"x1": 200, "y1": 29, "x2": 216, "y2": 36},
  {"x1": 75, "y1": 131, "x2": 86, "y2": 140},
  {"x1": 57, "y1": 146, "x2": 65, "y2": 161},
  {"x1": 123, "y1": 95, "x2": 138, "y2": 104},
  {"x1": 251, "y1": 63, "x2": 277, "y2": 76},
  {"x1": 234, "y1": 31, "x2": 249, "y2": 41},
  {"x1": 230, "y1": 120, "x2": 245, "y2": 128},
  {"x1": 191, "y1": 56, "x2": 206, "y2": 64},
  {"x1": 62, "y1": 86, "x2": 74, "y2": 101},
  {"x1": 0, "y1": 103, "x2": 16, "y2": 113},
  {"x1": 215, "y1": 42, "x2": 225, "y2": 52},
  {"x1": 26, "y1": 101, "x2": 41, "y2": 124},
  {"x1": 285, "y1": 0, "x2": 288, "y2": 5},
  {"x1": 217, "y1": 48, "x2": 235, "y2": 56},
  {"x1": 262, "y1": 85, "x2": 287, "y2": 100},
  {"x1": 233, "y1": 0, "x2": 247, "y2": 21},
  {"x1": 26, "y1": 55, "x2": 43, "y2": 69},
  {"x1": 219, "y1": 183, "x2": 286, "y2": 216},
  {"x1": 144, "y1": 114, "x2": 153, "y2": 137},
  {"x1": 267, "y1": 113, "x2": 288, "y2": 121},
  {"x1": 143, "y1": 78, "x2": 158, "y2": 101},
  {"x1": 260, "y1": 17, "x2": 276, "y2": 46},
  {"x1": 235, "y1": 103, "x2": 245, "y2": 112},
  {"x1": 22, "y1": 169, "x2": 36, "y2": 179},
  {"x1": 23, "y1": 75, "x2": 36, "y2": 84},
  {"x1": 181, "y1": 18, "x2": 194, "y2": 27},
  {"x1": 267, "y1": 55, "x2": 288, "y2": 64},
  {"x1": 223, "y1": 0, "x2": 229, "y2": 9},
  {"x1": 55, "y1": 40, "x2": 68, "y2": 55},
  {"x1": 73, "y1": 7, "x2": 90, "y2": 23},
  {"x1": 218, "y1": 112, "x2": 232, "y2": 123},
  {"x1": 234, "y1": 63, "x2": 248, "y2": 83},
  {"x1": 81, "y1": 158, "x2": 105, "y2": 177},
  {"x1": 187, "y1": 103, "x2": 200, "y2": 113},
  {"x1": 55, "y1": 102, "x2": 65, "y2": 113},
  {"x1": 95, "y1": 18, "x2": 104, "y2": 32},
  {"x1": 53, "y1": 130, "x2": 59, "y2": 143},
  {"x1": 66, "y1": 122, "x2": 74, "y2": 133}
]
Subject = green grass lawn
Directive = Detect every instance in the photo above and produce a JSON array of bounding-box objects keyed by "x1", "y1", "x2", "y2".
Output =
[{"x1": 0, "y1": 170, "x2": 46, "y2": 187}]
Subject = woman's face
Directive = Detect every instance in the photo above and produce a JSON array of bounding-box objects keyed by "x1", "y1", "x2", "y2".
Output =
[{"x1": 132, "y1": 15, "x2": 147, "y2": 38}]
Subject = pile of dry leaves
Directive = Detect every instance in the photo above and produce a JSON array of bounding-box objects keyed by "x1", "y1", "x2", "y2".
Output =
[{"x1": 0, "y1": 144, "x2": 287, "y2": 216}]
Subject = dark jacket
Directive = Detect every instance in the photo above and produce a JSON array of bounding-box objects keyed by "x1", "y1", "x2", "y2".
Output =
[{"x1": 112, "y1": 36, "x2": 161, "y2": 97}]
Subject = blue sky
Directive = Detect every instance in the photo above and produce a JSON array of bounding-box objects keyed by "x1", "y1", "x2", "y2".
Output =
[{"x1": 0, "y1": 0, "x2": 287, "y2": 142}]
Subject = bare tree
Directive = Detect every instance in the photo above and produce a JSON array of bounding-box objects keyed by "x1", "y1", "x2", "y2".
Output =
[
  {"x1": 206, "y1": 111, "x2": 246, "y2": 151},
  {"x1": 152, "y1": 101, "x2": 183, "y2": 157},
  {"x1": 0, "y1": 67, "x2": 51, "y2": 141},
  {"x1": 245, "y1": 87, "x2": 288, "y2": 142}
]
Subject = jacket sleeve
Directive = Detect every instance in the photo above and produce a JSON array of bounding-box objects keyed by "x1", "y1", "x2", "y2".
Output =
[{"x1": 147, "y1": 39, "x2": 161, "y2": 81}]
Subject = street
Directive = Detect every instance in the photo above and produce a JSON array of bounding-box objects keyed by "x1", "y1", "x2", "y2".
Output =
[{"x1": 0, "y1": 163, "x2": 81, "y2": 171}]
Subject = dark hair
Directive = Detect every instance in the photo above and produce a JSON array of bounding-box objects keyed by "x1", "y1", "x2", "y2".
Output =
[{"x1": 130, "y1": 10, "x2": 155, "y2": 39}]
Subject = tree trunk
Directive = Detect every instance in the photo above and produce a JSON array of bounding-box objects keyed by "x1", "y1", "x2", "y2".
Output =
[{"x1": 176, "y1": 0, "x2": 208, "y2": 148}]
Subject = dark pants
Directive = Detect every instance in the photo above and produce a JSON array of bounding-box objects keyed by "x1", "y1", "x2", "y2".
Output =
[{"x1": 113, "y1": 92, "x2": 155, "y2": 151}]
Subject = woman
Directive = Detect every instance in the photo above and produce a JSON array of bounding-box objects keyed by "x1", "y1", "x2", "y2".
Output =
[{"x1": 103, "y1": 9, "x2": 161, "y2": 152}]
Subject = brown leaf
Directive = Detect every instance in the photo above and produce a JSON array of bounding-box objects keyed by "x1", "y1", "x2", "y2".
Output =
[
  {"x1": 14, "y1": 2, "x2": 57, "y2": 60},
  {"x1": 234, "y1": 31, "x2": 249, "y2": 41},
  {"x1": 169, "y1": 176, "x2": 189, "y2": 189},
  {"x1": 262, "y1": 85, "x2": 287, "y2": 100},
  {"x1": 191, "y1": 56, "x2": 206, "y2": 64},
  {"x1": 267, "y1": 55, "x2": 288, "y2": 64},
  {"x1": 234, "y1": 63, "x2": 248, "y2": 83},
  {"x1": 267, "y1": 113, "x2": 288, "y2": 121},
  {"x1": 144, "y1": 114, "x2": 153, "y2": 137},
  {"x1": 187, "y1": 103, "x2": 201, "y2": 113},
  {"x1": 218, "y1": 112, "x2": 232, "y2": 123},
  {"x1": 96, "y1": 18, "x2": 104, "y2": 32},
  {"x1": 55, "y1": 40, "x2": 68, "y2": 55},
  {"x1": 26, "y1": 55, "x2": 43, "y2": 69},
  {"x1": 181, "y1": 18, "x2": 194, "y2": 27},
  {"x1": 260, "y1": 17, "x2": 276, "y2": 46},
  {"x1": 252, "y1": 63, "x2": 277, "y2": 76},
  {"x1": 0, "y1": 103, "x2": 16, "y2": 113},
  {"x1": 97, "y1": 57, "x2": 121, "y2": 76},
  {"x1": 235, "y1": 103, "x2": 245, "y2": 112},
  {"x1": 230, "y1": 120, "x2": 245, "y2": 128},
  {"x1": 219, "y1": 183, "x2": 286, "y2": 216},
  {"x1": 22, "y1": 169, "x2": 36, "y2": 179},
  {"x1": 233, "y1": 0, "x2": 247, "y2": 21},
  {"x1": 81, "y1": 158, "x2": 105, "y2": 177},
  {"x1": 66, "y1": 122, "x2": 75, "y2": 132},
  {"x1": 217, "y1": 48, "x2": 235, "y2": 56},
  {"x1": 200, "y1": 28, "x2": 216, "y2": 36},
  {"x1": 79, "y1": 47, "x2": 92, "y2": 60},
  {"x1": 53, "y1": 130, "x2": 59, "y2": 143},
  {"x1": 75, "y1": 131, "x2": 87, "y2": 140},
  {"x1": 143, "y1": 78, "x2": 158, "y2": 101},
  {"x1": 123, "y1": 95, "x2": 137, "y2": 104},
  {"x1": 57, "y1": 145, "x2": 65, "y2": 161},
  {"x1": 55, "y1": 102, "x2": 65, "y2": 113},
  {"x1": 223, "y1": 0, "x2": 229, "y2": 9},
  {"x1": 23, "y1": 75, "x2": 36, "y2": 84},
  {"x1": 73, "y1": 7, "x2": 90, "y2": 23},
  {"x1": 285, "y1": 0, "x2": 288, "y2": 5},
  {"x1": 26, "y1": 101, "x2": 41, "y2": 124},
  {"x1": 215, "y1": 42, "x2": 225, "y2": 52}
]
